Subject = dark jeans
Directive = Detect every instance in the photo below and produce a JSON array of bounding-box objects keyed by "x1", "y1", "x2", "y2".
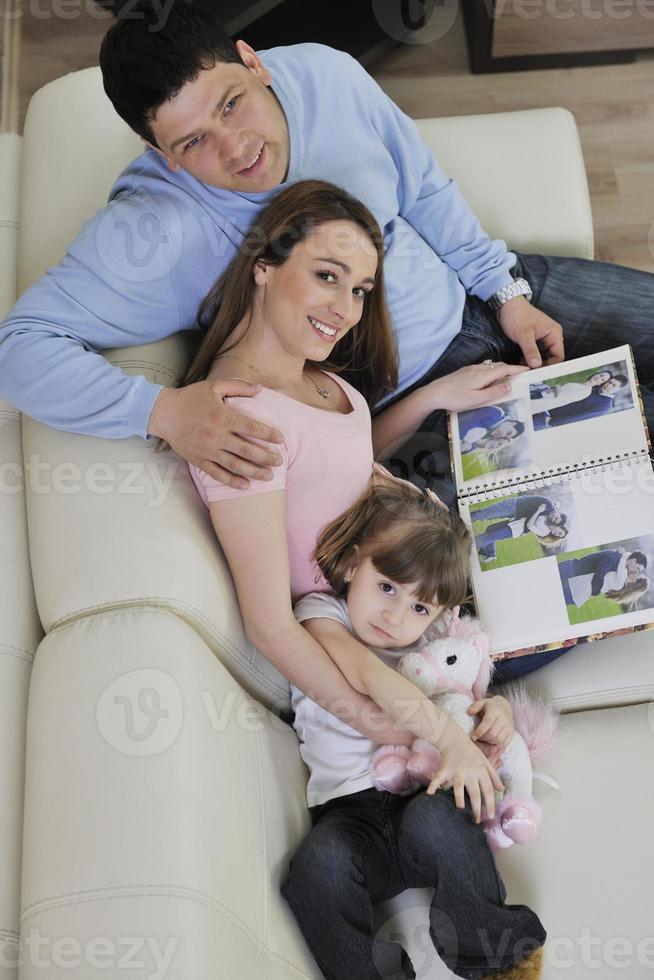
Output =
[
  {"x1": 281, "y1": 787, "x2": 545, "y2": 980},
  {"x1": 379, "y1": 252, "x2": 654, "y2": 680}
]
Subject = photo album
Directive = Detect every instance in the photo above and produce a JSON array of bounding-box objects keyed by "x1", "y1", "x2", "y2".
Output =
[{"x1": 449, "y1": 345, "x2": 654, "y2": 660}]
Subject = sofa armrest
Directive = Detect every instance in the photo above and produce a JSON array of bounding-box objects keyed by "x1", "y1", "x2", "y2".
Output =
[
  {"x1": 0, "y1": 133, "x2": 22, "y2": 319},
  {"x1": 416, "y1": 107, "x2": 594, "y2": 260}
]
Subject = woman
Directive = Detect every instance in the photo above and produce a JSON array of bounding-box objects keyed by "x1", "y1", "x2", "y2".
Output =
[{"x1": 171, "y1": 179, "x2": 541, "y2": 980}]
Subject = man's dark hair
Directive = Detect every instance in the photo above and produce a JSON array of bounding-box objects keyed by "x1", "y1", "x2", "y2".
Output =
[
  {"x1": 100, "y1": 1, "x2": 242, "y2": 147},
  {"x1": 629, "y1": 551, "x2": 648, "y2": 568},
  {"x1": 611, "y1": 373, "x2": 628, "y2": 387},
  {"x1": 492, "y1": 419, "x2": 525, "y2": 438}
]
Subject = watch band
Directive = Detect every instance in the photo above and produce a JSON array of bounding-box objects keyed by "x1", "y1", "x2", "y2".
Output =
[{"x1": 487, "y1": 277, "x2": 533, "y2": 313}]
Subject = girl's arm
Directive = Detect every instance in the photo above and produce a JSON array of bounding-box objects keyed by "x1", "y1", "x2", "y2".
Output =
[
  {"x1": 207, "y1": 488, "x2": 413, "y2": 747},
  {"x1": 372, "y1": 362, "x2": 529, "y2": 458}
]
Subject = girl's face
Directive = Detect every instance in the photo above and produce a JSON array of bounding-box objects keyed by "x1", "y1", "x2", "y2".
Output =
[
  {"x1": 251, "y1": 220, "x2": 378, "y2": 362},
  {"x1": 344, "y1": 555, "x2": 443, "y2": 649},
  {"x1": 588, "y1": 370, "x2": 611, "y2": 387}
]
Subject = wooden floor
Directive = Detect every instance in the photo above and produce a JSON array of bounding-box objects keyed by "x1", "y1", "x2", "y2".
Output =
[{"x1": 16, "y1": 3, "x2": 654, "y2": 272}]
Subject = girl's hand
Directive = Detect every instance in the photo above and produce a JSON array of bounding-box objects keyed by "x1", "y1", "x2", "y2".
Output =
[
  {"x1": 469, "y1": 696, "x2": 515, "y2": 756},
  {"x1": 425, "y1": 362, "x2": 530, "y2": 414},
  {"x1": 426, "y1": 725, "x2": 504, "y2": 823}
]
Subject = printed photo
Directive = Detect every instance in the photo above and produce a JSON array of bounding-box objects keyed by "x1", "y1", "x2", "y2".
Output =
[
  {"x1": 529, "y1": 360, "x2": 633, "y2": 431},
  {"x1": 556, "y1": 535, "x2": 654, "y2": 625},
  {"x1": 470, "y1": 484, "x2": 579, "y2": 571},
  {"x1": 458, "y1": 400, "x2": 531, "y2": 482}
]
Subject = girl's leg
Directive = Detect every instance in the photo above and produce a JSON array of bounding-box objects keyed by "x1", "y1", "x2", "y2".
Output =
[
  {"x1": 281, "y1": 790, "x2": 415, "y2": 980},
  {"x1": 395, "y1": 790, "x2": 545, "y2": 979}
]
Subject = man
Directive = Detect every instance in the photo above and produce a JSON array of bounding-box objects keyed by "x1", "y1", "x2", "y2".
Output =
[{"x1": 3, "y1": 0, "x2": 654, "y2": 499}]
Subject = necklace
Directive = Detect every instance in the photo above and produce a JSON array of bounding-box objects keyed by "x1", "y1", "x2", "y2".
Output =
[{"x1": 219, "y1": 353, "x2": 331, "y2": 399}]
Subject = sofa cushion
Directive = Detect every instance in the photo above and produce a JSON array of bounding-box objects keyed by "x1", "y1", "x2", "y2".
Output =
[
  {"x1": 20, "y1": 609, "x2": 317, "y2": 979},
  {"x1": 492, "y1": 627, "x2": 654, "y2": 713}
]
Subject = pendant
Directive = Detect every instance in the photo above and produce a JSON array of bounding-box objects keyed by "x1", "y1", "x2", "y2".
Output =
[{"x1": 316, "y1": 386, "x2": 331, "y2": 399}]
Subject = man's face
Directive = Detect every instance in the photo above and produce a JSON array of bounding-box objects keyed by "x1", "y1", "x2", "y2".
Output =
[
  {"x1": 600, "y1": 377, "x2": 623, "y2": 396},
  {"x1": 491, "y1": 421, "x2": 519, "y2": 441},
  {"x1": 147, "y1": 41, "x2": 290, "y2": 191}
]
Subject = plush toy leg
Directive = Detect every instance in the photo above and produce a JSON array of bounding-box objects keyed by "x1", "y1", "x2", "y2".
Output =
[
  {"x1": 497, "y1": 795, "x2": 542, "y2": 845},
  {"x1": 370, "y1": 744, "x2": 420, "y2": 795},
  {"x1": 406, "y1": 738, "x2": 442, "y2": 786},
  {"x1": 481, "y1": 815, "x2": 516, "y2": 853},
  {"x1": 479, "y1": 946, "x2": 543, "y2": 980}
]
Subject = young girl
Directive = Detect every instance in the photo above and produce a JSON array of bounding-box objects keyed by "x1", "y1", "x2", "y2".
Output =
[{"x1": 282, "y1": 467, "x2": 546, "y2": 980}]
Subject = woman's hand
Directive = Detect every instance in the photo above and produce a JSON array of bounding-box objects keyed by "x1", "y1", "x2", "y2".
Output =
[
  {"x1": 426, "y1": 722, "x2": 504, "y2": 823},
  {"x1": 469, "y1": 695, "x2": 515, "y2": 761},
  {"x1": 425, "y1": 362, "x2": 530, "y2": 414}
]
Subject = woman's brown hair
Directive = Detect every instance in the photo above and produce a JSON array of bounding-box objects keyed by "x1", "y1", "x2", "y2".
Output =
[
  {"x1": 315, "y1": 466, "x2": 472, "y2": 610},
  {"x1": 155, "y1": 180, "x2": 398, "y2": 453}
]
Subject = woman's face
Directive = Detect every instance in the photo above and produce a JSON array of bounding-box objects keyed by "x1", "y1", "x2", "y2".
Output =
[
  {"x1": 588, "y1": 370, "x2": 611, "y2": 387},
  {"x1": 252, "y1": 220, "x2": 379, "y2": 361}
]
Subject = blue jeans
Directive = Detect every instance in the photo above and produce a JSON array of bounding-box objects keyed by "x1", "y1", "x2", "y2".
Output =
[
  {"x1": 476, "y1": 521, "x2": 513, "y2": 559},
  {"x1": 379, "y1": 252, "x2": 654, "y2": 679},
  {"x1": 281, "y1": 787, "x2": 545, "y2": 980}
]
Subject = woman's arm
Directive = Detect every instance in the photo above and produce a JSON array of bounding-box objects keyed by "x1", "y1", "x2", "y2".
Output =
[
  {"x1": 372, "y1": 362, "x2": 529, "y2": 459},
  {"x1": 303, "y1": 615, "x2": 461, "y2": 743},
  {"x1": 208, "y1": 489, "x2": 502, "y2": 820},
  {"x1": 303, "y1": 615, "x2": 503, "y2": 819},
  {"x1": 207, "y1": 489, "x2": 413, "y2": 746}
]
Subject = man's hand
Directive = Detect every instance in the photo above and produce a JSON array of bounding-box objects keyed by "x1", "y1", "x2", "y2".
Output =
[
  {"x1": 497, "y1": 296, "x2": 564, "y2": 368},
  {"x1": 147, "y1": 380, "x2": 285, "y2": 489},
  {"x1": 469, "y1": 695, "x2": 514, "y2": 762}
]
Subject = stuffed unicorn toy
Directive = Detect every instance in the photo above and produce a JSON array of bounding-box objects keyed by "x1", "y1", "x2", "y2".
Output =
[{"x1": 370, "y1": 609, "x2": 558, "y2": 851}]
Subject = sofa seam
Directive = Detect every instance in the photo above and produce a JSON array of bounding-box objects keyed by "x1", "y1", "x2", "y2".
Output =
[
  {"x1": 0, "y1": 642, "x2": 35, "y2": 664},
  {"x1": 46, "y1": 599, "x2": 289, "y2": 701},
  {"x1": 20, "y1": 884, "x2": 314, "y2": 978}
]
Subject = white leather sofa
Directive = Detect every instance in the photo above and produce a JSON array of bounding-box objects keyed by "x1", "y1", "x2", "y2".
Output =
[{"x1": 2, "y1": 68, "x2": 653, "y2": 980}]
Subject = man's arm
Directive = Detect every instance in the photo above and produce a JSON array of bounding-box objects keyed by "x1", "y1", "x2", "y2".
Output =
[
  {"x1": 354, "y1": 61, "x2": 515, "y2": 299},
  {"x1": 0, "y1": 188, "x2": 284, "y2": 483},
  {"x1": 590, "y1": 551, "x2": 621, "y2": 596}
]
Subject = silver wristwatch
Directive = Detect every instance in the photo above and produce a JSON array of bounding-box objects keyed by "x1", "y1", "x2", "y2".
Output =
[{"x1": 487, "y1": 277, "x2": 533, "y2": 313}]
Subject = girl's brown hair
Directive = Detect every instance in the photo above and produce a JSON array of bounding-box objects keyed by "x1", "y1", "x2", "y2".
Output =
[
  {"x1": 315, "y1": 466, "x2": 472, "y2": 609},
  {"x1": 154, "y1": 180, "x2": 398, "y2": 453}
]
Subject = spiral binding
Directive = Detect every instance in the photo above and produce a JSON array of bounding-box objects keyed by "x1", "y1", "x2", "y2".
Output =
[{"x1": 459, "y1": 447, "x2": 649, "y2": 504}]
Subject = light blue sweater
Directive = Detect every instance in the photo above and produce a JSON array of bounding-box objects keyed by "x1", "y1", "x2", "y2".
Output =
[{"x1": 0, "y1": 43, "x2": 515, "y2": 439}]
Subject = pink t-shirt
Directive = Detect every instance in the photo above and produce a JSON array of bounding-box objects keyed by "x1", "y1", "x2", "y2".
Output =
[{"x1": 188, "y1": 371, "x2": 374, "y2": 601}]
